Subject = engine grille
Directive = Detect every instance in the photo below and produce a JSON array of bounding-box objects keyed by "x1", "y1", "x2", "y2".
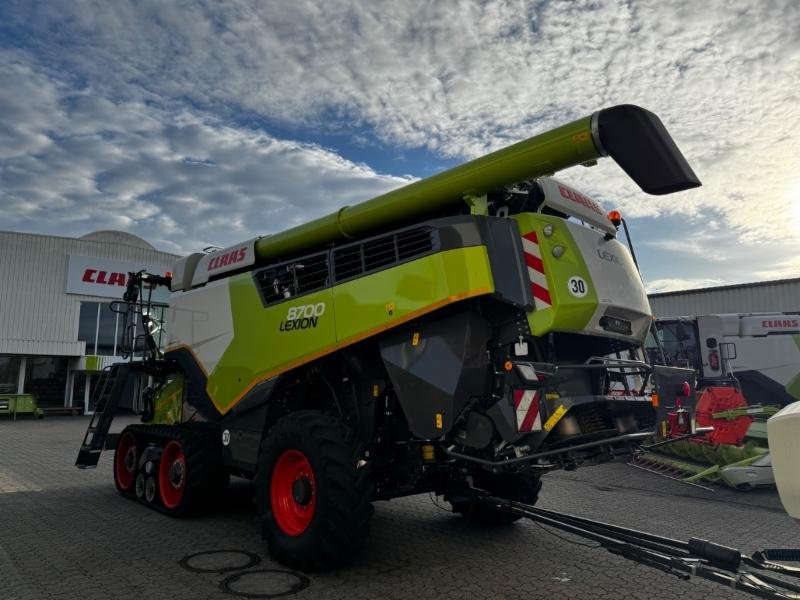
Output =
[{"x1": 333, "y1": 227, "x2": 436, "y2": 283}]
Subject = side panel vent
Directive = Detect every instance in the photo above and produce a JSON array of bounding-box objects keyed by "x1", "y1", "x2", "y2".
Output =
[
  {"x1": 397, "y1": 228, "x2": 434, "y2": 260},
  {"x1": 332, "y1": 246, "x2": 362, "y2": 282},
  {"x1": 332, "y1": 228, "x2": 437, "y2": 283},
  {"x1": 363, "y1": 236, "x2": 397, "y2": 272}
]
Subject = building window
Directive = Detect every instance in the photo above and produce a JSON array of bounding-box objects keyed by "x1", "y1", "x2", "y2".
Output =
[
  {"x1": 24, "y1": 356, "x2": 68, "y2": 407},
  {"x1": 78, "y1": 302, "x2": 100, "y2": 354},
  {"x1": 97, "y1": 304, "x2": 118, "y2": 356},
  {"x1": 0, "y1": 355, "x2": 21, "y2": 394},
  {"x1": 79, "y1": 301, "x2": 168, "y2": 357}
]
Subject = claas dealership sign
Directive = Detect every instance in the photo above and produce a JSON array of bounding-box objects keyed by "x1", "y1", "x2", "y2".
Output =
[{"x1": 66, "y1": 255, "x2": 171, "y2": 300}]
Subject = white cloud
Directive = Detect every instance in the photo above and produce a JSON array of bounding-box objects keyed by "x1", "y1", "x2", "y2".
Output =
[
  {"x1": 0, "y1": 55, "x2": 413, "y2": 253},
  {"x1": 645, "y1": 278, "x2": 724, "y2": 294},
  {"x1": 753, "y1": 256, "x2": 800, "y2": 281},
  {"x1": 644, "y1": 237, "x2": 728, "y2": 262}
]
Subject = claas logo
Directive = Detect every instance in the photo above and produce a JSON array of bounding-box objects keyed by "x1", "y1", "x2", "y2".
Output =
[
  {"x1": 762, "y1": 319, "x2": 799, "y2": 328},
  {"x1": 82, "y1": 269, "x2": 128, "y2": 286},
  {"x1": 208, "y1": 248, "x2": 247, "y2": 271},
  {"x1": 558, "y1": 184, "x2": 603, "y2": 215}
]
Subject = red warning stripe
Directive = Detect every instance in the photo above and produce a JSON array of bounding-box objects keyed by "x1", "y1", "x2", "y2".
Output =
[
  {"x1": 519, "y1": 394, "x2": 541, "y2": 432},
  {"x1": 532, "y1": 283, "x2": 552, "y2": 306},
  {"x1": 512, "y1": 388, "x2": 542, "y2": 433},
  {"x1": 524, "y1": 252, "x2": 544, "y2": 273},
  {"x1": 522, "y1": 229, "x2": 551, "y2": 309}
]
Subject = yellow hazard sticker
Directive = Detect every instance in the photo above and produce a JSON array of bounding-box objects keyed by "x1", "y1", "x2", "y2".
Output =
[
  {"x1": 435, "y1": 413, "x2": 443, "y2": 429},
  {"x1": 543, "y1": 404, "x2": 567, "y2": 432},
  {"x1": 412, "y1": 332, "x2": 420, "y2": 346},
  {"x1": 572, "y1": 132, "x2": 590, "y2": 144},
  {"x1": 545, "y1": 392, "x2": 561, "y2": 400}
]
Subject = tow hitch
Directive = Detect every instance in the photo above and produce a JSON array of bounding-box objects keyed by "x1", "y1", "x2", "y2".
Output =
[{"x1": 477, "y1": 494, "x2": 800, "y2": 599}]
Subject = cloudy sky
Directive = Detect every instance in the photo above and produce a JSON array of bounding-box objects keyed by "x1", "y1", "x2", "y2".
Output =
[{"x1": 1, "y1": 1, "x2": 798, "y2": 292}]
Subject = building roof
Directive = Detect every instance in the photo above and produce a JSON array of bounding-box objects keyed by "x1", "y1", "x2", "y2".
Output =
[
  {"x1": 648, "y1": 277, "x2": 800, "y2": 298},
  {"x1": 79, "y1": 230, "x2": 155, "y2": 250},
  {"x1": 648, "y1": 277, "x2": 800, "y2": 318}
]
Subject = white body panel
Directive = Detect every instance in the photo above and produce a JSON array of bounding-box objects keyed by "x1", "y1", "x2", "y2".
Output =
[
  {"x1": 166, "y1": 278, "x2": 234, "y2": 375},
  {"x1": 566, "y1": 221, "x2": 652, "y2": 342},
  {"x1": 768, "y1": 402, "x2": 800, "y2": 520},
  {"x1": 539, "y1": 177, "x2": 616, "y2": 235},
  {"x1": 723, "y1": 333, "x2": 800, "y2": 388},
  {"x1": 718, "y1": 454, "x2": 775, "y2": 489},
  {"x1": 171, "y1": 253, "x2": 205, "y2": 292},
  {"x1": 693, "y1": 314, "x2": 800, "y2": 400},
  {"x1": 191, "y1": 238, "x2": 258, "y2": 287}
]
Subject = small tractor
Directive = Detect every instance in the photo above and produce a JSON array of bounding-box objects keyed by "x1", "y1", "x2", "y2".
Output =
[
  {"x1": 77, "y1": 104, "x2": 702, "y2": 570},
  {"x1": 633, "y1": 313, "x2": 800, "y2": 488}
]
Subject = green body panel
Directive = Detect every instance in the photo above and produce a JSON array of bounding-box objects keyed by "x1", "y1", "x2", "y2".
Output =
[
  {"x1": 255, "y1": 118, "x2": 599, "y2": 261},
  {"x1": 333, "y1": 245, "x2": 494, "y2": 345},
  {"x1": 0, "y1": 394, "x2": 43, "y2": 419},
  {"x1": 85, "y1": 356, "x2": 100, "y2": 371},
  {"x1": 211, "y1": 281, "x2": 337, "y2": 413},
  {"x1": 513, "y1": 213, "x2": 598, "y2": 336},
  {"x1": 152, "y1": 374, "x2": 185, "y2": 425},
  {"x1": 207, "y1": 246, "x2": 494, "y2": 413}
]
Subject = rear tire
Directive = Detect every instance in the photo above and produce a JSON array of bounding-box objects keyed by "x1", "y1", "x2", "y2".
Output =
[
  {"x1": 449, "y1": 470, "x2": 541, "y2": 526},
  {"x1": 256, "y1": 411, "x2": 373, "y2": 571}
]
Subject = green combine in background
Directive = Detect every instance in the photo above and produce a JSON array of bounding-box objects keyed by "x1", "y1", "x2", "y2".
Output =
[{"x1": 77, "y1": 105, "x2": 701, "y2": 570}]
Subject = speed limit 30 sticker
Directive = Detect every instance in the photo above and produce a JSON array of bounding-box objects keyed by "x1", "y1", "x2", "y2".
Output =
[{"x1": 567, "y1": 276, "x2": 588, "y2": 298}]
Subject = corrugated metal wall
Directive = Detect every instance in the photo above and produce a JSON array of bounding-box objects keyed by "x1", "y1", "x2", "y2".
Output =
[
  {"x1": 0, "y1": 231, "x2": 177, "y2": 356},
  {"x1": 648, "y1": 278, "x2": 800, "y2": 318}
]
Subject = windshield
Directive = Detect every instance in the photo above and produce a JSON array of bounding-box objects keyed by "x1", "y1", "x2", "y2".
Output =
[{"x1": 653, "y1": 319, "x2": 702, "y2": 372}]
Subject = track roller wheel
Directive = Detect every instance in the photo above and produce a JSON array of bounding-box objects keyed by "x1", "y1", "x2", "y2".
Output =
[
  {"x1": 145, "y1": 476, "x2": 157, "y2": 503},
  {"x1": 114, "y1": 430, "x2": 139, "y2": 493},
  {"x1": 256, "y1": 411, "x2": 373, "y2": 571},
  {"x1": 135, "y1": 473, "x2": 146, "y2": 499},
  {"x1": 449, "y1": 470, "x2": 542, "y2": 526}
]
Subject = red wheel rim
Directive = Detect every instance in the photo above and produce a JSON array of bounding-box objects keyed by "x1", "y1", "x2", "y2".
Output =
[
  {"x1": 159, "y1": 440, "x2": 186, "y2": 509},
  {"x1": 270, "y1": 449, "x2": 316, "y2": 536},
  {"x1": 114, "y1": 432, "x2": 137, "y2": 491}
]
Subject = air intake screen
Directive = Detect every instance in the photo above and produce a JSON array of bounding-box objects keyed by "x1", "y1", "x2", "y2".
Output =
[{"x1": 333, "y1": 228, "x2": 436, "y2": 282}]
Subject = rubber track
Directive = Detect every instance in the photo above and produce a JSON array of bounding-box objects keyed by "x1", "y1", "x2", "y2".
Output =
[
  {"x1": 256, "y1": 411, "x2": 374, "y2": 571},
  {"x1": 116, "y1": 423, "x2": 225, "y2": 516}
]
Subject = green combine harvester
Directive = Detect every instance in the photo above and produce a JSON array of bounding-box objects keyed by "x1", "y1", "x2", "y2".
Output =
[{"x1": 77, "y1": 104, "x2": 701, "y2": 570}]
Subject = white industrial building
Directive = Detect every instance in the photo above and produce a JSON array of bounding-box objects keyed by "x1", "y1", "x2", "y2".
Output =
[
  {"x1": 0, "y1": 230, "x2": 177, "y2": 413},
  {"x1": 648, "y1": 278, "x2": 800, "y2": 318}
]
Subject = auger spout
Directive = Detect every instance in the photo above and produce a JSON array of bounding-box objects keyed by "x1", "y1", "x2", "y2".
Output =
[{"x1": 254, "y1": 104, "x2": 699, "y2": 260}]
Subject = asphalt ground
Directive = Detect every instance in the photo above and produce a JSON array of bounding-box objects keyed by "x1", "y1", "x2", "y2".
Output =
[{"x1": 1, "y1": 415, "x2": 797, "y2": 600}]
